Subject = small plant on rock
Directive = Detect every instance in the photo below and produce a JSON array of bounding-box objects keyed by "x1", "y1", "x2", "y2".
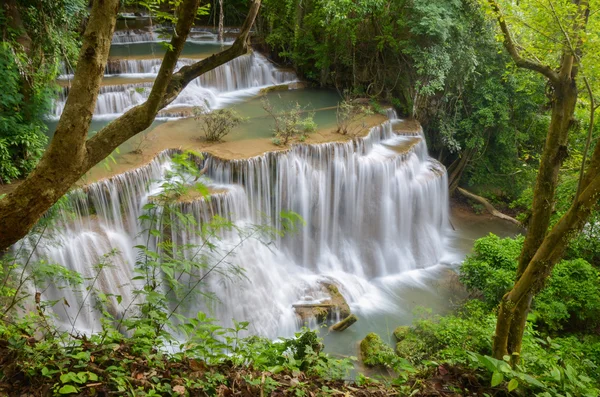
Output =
[
  {"x1": 262, "y1": 98, "x2": 317, "y2": 146},
  {"x1": 193, "y1": 106, "x2": 245, "y2": 142},
  {"x1": 336, "y1": 95, "x2": 373, "y2": 136}
]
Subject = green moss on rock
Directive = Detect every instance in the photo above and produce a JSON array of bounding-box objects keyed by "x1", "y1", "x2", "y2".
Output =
[
  {"x1": 393, "y1": 325, "x2": 411, "y2": 341},
  {"x1": 360, "y1": 332, "x2": 396, "y2": 368}
]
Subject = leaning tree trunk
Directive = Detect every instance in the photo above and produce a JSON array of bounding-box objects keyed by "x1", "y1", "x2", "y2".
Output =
[
  {"x1": 0, "y1": 0, "x2": 262, "y2": 251},
  {"x1": 486, "y1": 0, "x2": 586, "y2": 360},
  {"x1": 497, "y1": 77, "x2": 577, "y2": 359}
]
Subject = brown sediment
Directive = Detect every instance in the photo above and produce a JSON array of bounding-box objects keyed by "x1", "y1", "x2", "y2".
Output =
[
  {"x1": 382, "y1": 136, "x2": 421, "y2": 155},
  {"x1": 81, "y1": 113, "x2": 388, "y2": 185},
  {"x1": 149, "y1": 186, "x2": 229, "y2": 204},
  {"x1": 392, "y1": 118, "x2": 421, "y2": 134}
]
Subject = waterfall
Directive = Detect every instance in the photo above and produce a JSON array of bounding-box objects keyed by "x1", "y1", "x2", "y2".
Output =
[
  {"x1": 111, "y1": 26, "x2": 234, "y2": 45},
  {"x1": 23, "y1": 115, "x2": 450, "y2": 337},
  {"x1": 52, "y1": 53, "x2": 297, "y2": 119}
]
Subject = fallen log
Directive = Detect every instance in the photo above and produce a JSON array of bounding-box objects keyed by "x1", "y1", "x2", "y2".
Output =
[
  {"x1": 457, "y1": 187, "x2": 522, "y2": 227},
  {"x1": 329, "y1": 314, "x2": 358, "y2": 332}
]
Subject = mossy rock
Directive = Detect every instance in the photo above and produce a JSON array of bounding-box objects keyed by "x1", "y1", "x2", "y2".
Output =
[
  {"x1": 259, "y1": 84, "x2": 289, "y2": 94},
  {"x1": 360, "y1": 332, "x2": 396, "y2": 368},
  {"x1": 294, "y1": 282, "x2": 351, "y2": 323},
  {"x1": 324, "y1": 283, "x2": 351, "y2": 318},
  {"x1": 396, "y1": 336, "x2": 427, "y2": 362},
  {"x1": 393, "y1": 325, "x2": 411, "y2": 341}
]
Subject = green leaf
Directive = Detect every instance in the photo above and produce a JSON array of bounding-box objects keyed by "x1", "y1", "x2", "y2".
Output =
[
  {"x1": 507, "y1": 378, "x2": 518, "y2": 392},
  {"x1": 491, "y1": 371, "x2": 504, "y2": 387},
  {"x1": 58, "y1": 385, "x2": 79, "y2": 394}
]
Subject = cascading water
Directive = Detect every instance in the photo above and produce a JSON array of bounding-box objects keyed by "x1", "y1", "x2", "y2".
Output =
[
  {"x1": 24, "y1": 112, "x2": 450, "y2": 338},
  {"x1": 34, "y1": 24, "x2": 452, "y2": 341},
  {"x1": 53, "y1": 52, "x2": 296, "y2": 119}
]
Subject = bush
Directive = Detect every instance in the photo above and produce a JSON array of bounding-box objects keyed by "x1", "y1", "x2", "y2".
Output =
[
  {"x1": 533, "y1": 258, "x2": 600, "y2": 332},
  {"x1": 395, "y1": 301, "x2": 600, "y2": 396},
  {"x1": 193, "y1": 107, "x2": 245, "y2": 142},
  {"x1": 336, "y1": 99, "x2": 373, "y2": 136},
  {"x1": 395, "y1": 301, "x2": 496, "y2": 365},
  {"x1": 262, "y1": 98, "x2": 316, "y2": 145},
  {"x1": 460, "y1": 234, "x2": 600, "y2": 334},
  {"x1": 459, "y1": 233, "x2": 523, "y2": 308}
]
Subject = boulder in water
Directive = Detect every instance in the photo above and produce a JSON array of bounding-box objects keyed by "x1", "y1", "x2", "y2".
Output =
[
  {"x1": 259, "y1": 84, "x2": 290, "y2": 94},
  {"x1": 293, "y1": 282, "x2": 351, "y2": 323}
]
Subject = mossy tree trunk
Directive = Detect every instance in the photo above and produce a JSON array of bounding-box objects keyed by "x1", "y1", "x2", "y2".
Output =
[
  {"x1": 487, "y1": 0, "x2": 596, "y2": 361},
  {"x1": 0, "y1": 0, "x2": 262, "y2": 251}
]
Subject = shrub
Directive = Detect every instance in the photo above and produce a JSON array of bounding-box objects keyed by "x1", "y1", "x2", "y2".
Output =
[
  {"x1": 460, "y1": 234, "x2": 600, "y2": 333},
  {"x1": 395, "y1": 300, "x2": 496, "y2": 365},
  {"x1": 262, "y1": 98, "x2": 316, "y2": 145},
  {"x1": 533, "y1": 258, "x2": 600, "y2": 332},
  {"x1": 193, "y1": 107, "x2": 245, "y2": 142},
  {"x1": 459, "y1": 233, "x2": 523, "y2": 308},
  {"x1": 336, "y1": 99, "x2": 373, "y2": 136}
]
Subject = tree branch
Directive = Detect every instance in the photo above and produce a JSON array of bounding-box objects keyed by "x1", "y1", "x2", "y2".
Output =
[
  {"x1": 487, "y1": 0, "x2": 560, "y2": 85},
  {"x1": 84, "y1": 0, "x2": 262, "y2": 167}
]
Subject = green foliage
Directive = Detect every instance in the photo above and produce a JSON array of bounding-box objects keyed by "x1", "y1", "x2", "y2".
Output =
[
  {"x1": 262, "y1": 98, "x2": 317, "y2": 146},
  {"x1": 193, "y1": 106, "x2": 246, "y2": 142},
  {"x1": 0, "y1": 43, "x2": 49, "y2": 182},
  {"x1": 392, "y1": 300, "x2": 600, "y2": 396},
  {"x1": 533, "y1": 259, "x2": 600, "y2": 332},
  {"x1": 460, "y1": 234, "x2": 600, "y2": 334},
  {"x1": 395, "y1": 301, "x2": 496, "y2": 365},
  {"x1": 0, "y1": 0, "x2": 86, "y2": 182},
  {"x1": 459, "y1": 233, "x2": 523, "y2": 307}
]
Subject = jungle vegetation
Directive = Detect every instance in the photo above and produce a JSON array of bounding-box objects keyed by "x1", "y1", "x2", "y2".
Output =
[{"x1": 1, "y1": 0, "x2": 600, "y2": 395}]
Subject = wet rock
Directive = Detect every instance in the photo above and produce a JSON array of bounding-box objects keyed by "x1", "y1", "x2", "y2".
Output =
[
  {"x1": 293, "y1": 282, "x2": 351, "y2": 323},
  {"x1": 324, "y1": 283, "x2": 351, "y2": 318},
  {"x1": 259, "y1": 84, "x2": 290, "y2": 94},
  {"x1": 288, "y1": 81, "x2": 307, "y2": 90},
  {"x1": 360, "y1": 332, "x2": 396, "y2": 368}
]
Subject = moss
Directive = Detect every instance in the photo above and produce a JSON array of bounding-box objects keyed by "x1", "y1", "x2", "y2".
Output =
[
  {"x1": 360, "y1": 332, "x2": 396, "y2": 368},
  {"x1": 325, "y1": 283, "x2": 351, "y2": 318},
  {"x1": 396, "y1": 336, "x2": 427, "y2": 362},
  {"x1": 259, "y1": 84, "x2": 289, "y2": 94},
  {"x1": 393, "y1": 325, "x2": 411, "y2": 341}
]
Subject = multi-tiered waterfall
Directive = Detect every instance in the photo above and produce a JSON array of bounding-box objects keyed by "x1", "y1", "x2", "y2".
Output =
[
  {"x1": 32, "y1": 24, "x2": 451, "y2": 339},
  {"x1": 53, "y1": 25, "x2": 295, "y2": 119},
  {"x1": 28, "y1": 113, "x2": 449, "y2": 336}
]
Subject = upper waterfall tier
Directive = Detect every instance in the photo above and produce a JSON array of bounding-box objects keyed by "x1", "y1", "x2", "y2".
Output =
[
  {"x1": 52, "y1": 52, "x2": 297, "y2": 119},
  {"x1": 23, "y1": 114, "x2": 450, "y2": 336},
  {"x1": 111, "y1": 26, "x2": 236, "y2": 45}
]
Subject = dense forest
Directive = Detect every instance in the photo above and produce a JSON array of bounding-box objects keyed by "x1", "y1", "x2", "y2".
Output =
[{"x1": 1, "y1": 0, "x2": 600, "y2": 396}]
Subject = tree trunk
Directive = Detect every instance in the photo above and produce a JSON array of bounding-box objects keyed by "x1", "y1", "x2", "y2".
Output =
[
  {"x1": 447, "y1": 148, "x2": 473, "y2": 194},
  {"x1": 486, "y1": 0, "x2": 587, "y2": 360},
  {"x1": 499, "y1": 79, "x2": 578, "y2": 359},
  {"x1": 0, "y1": 0, "x2": 263, "y2": 251}
]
